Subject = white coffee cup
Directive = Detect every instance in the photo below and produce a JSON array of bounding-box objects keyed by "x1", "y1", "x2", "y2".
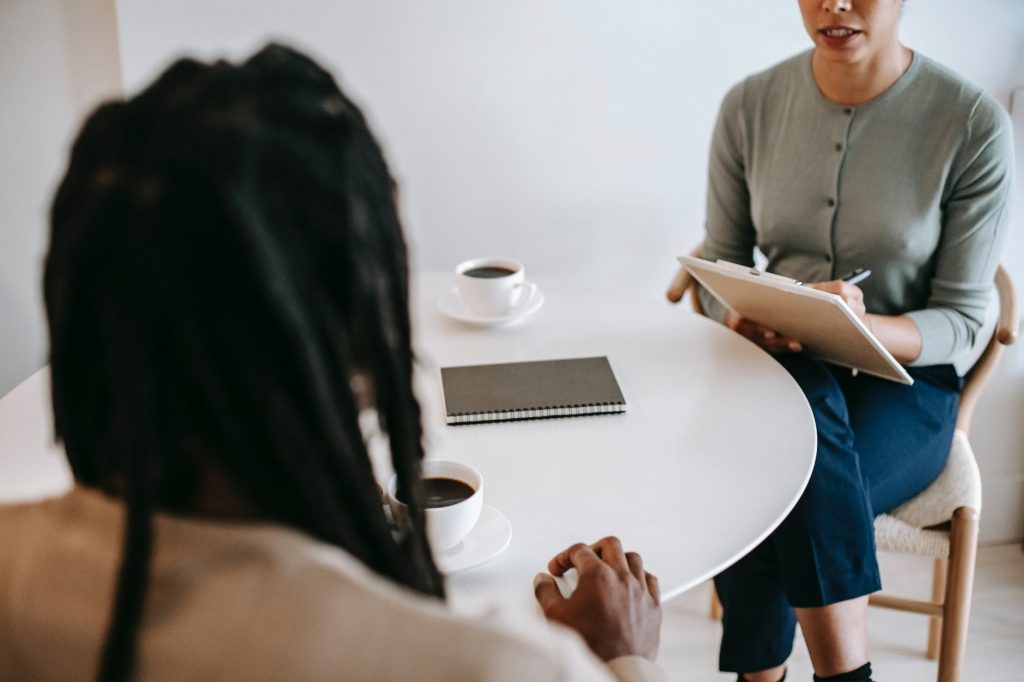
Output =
[
  {"x1": 455, "y1": 257, "x2": 537, "y2": 317},
  {"x1": 386, "y1": 460, "x2": 484, "y2": 550}
]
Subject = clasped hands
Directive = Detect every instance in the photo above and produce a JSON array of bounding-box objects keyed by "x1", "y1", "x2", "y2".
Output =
[{"x1": 726, "y1": 279, "x2": 869, "y2": 354}]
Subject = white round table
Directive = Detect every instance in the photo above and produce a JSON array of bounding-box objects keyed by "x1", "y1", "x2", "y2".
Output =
[
  {"x1": 412, "y1": 274, "x2": 816, "y2": 611},
  {"x1": 0, "y1": 273, "x2": 817, "y2": 614}
]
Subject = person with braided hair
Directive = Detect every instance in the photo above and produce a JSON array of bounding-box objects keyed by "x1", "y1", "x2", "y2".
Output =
[{"x1": 0, "y1": 44, "x2": 664, "y2": 682}]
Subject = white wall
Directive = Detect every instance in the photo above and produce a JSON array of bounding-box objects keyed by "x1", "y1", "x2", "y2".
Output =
[
  {"x1": 3, "y1": 1, "x2": 1022, "y2": 540},
  {"x1": 113, "y1": 1, "x2": 1024, "y2": 290},
  {"x1": 0, "y1": 0, "x2": 122, "y2": 395}
]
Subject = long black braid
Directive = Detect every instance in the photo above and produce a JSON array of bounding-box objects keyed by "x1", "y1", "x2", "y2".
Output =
[{"x1": 43, "y1": 44, "x2": 443, "y2": 681}]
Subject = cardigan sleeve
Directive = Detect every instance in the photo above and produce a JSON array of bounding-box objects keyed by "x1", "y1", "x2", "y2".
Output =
[
  {"x1": 905, "y1": 97, "x2": 1014, "y2": 366},
  {"x1": 699, "y1": 80, "x2": 758, "y2": 323}
]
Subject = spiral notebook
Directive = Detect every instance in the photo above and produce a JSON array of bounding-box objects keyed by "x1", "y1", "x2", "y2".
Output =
[{"x1": 440, "y1": 356, "x2": 627, "y2": 425}]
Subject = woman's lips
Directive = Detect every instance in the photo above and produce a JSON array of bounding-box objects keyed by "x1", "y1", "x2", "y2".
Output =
[{"x1": 819, "y1": 26, "x2": 862, "y2": 48}]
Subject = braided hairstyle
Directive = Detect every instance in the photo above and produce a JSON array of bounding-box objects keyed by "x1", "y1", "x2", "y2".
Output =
[{"x1": 43, "y1": 44, "x2": 443, "y2": 681}]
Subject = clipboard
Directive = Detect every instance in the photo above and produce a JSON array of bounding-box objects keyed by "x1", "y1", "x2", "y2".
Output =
[{"x1": 679, "y1": 256, "x2": 913, "y2": 385}]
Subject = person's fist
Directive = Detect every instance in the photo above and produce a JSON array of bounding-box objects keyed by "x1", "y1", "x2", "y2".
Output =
[{"x1": 533, "y1": 537, "x2": 661, "y2": 661}]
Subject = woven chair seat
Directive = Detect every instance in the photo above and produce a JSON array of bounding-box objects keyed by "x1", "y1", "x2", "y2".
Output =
[{"x1": 874, "y1": 429, "x2": 982, "y2": 557}]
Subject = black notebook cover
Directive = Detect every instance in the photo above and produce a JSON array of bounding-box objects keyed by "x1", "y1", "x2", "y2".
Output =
[{"x1": 440, "y1": 356, "x2": 627, "y2": 425}]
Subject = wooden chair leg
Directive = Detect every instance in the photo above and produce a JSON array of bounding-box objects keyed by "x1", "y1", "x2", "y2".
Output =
[
  {"x1": 927, "y1": 557, "x2": 947, "y2": 659},
  {"x1": 710, "y1": 582, "x2": 723, "y2": 620},
  {"x1": 937, "y1": 507, "x2": 979, "y2": 682}
]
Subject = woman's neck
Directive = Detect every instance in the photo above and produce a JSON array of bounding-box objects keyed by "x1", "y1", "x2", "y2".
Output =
[{"x1": 811, "y1": 43, "x2": 912, "y2": 106}]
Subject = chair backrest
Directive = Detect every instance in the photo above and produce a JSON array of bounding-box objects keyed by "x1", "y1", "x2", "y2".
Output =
[
  {"x1": 668, "y1": 252, "x2": 1019, "y2": 435},
  {"x1": 957, "y1": 265, "x2": 1019, "y2": 435}
]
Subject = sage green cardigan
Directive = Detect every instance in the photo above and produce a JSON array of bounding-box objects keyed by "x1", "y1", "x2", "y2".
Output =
[{"x1": 700, "y1": 50, "x2": 1014, "y2": 367}]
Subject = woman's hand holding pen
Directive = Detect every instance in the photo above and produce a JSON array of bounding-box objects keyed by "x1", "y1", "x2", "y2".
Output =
[
  {"x1": 804, "y1": 268, "x2": 927, "y2": 363},
  {"x1": 804, "y1": 279, "x2": 869, "y2": 326}
]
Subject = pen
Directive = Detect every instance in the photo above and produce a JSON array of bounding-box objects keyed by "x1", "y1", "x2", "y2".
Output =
[{"x1": 840, "y1": 268, "x2": 871, "y2": 286}]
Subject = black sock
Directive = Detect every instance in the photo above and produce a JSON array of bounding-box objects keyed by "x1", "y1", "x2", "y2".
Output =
[
  {"x1": 813, "y1": 662, "x2": 873, "y2": 682},
  {"x1": 737, "y1": 669, "x2": 787, "y2": 682}
]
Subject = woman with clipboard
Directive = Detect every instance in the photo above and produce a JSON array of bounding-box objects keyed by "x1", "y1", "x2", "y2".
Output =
[{"x1": 693, "y1": 2, "x2": 1013, "y2": 681}]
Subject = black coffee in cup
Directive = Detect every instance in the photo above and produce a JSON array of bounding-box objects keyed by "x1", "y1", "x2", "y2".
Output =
[
  {"x1": 463, "y1": 266, "x2": 516, "y2": 279},
  {"x1": 397, "y1": 477, "x2": 475, "y2": 508}
]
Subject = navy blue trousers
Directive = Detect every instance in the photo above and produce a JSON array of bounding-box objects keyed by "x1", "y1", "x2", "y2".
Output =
[{"x1": 715, "y1": 354, "x2": 962, "y2": 673}]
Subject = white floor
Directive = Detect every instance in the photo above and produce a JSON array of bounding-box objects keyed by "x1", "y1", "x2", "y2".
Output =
[{"x1": 658, "y1": 544, "x2": 1024, "y2": 681}]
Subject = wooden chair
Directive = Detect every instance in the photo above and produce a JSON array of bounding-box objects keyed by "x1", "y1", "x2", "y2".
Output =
[{"x1": 667, "y1": 255, "x2": 1019, "y2": 682}]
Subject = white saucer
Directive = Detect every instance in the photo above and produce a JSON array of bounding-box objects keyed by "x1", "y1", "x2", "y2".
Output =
[
  {"x1": 437, "y1": 286, "x2": 544, "y2": 327},
  {"x1": 433, "y1": 504, "x2": 512, "y2": 575}
]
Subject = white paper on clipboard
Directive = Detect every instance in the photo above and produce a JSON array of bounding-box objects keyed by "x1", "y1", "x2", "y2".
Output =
[{"x1": 679, "y1": 256, "x2": 913, "y2": 385}]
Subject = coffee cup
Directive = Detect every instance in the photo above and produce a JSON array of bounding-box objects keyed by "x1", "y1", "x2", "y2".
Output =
[
  {"x1": 455, "y1": 257, "x2": 537, "y2": 317},
  {"x1": 386, "y1": 460, "x2": 484, "y2": 550}
]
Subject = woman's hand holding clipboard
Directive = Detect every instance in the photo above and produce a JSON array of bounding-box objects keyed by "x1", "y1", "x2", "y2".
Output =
[{"x1": 678, "y1": 257, "x2": 912, "y2": 385}]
